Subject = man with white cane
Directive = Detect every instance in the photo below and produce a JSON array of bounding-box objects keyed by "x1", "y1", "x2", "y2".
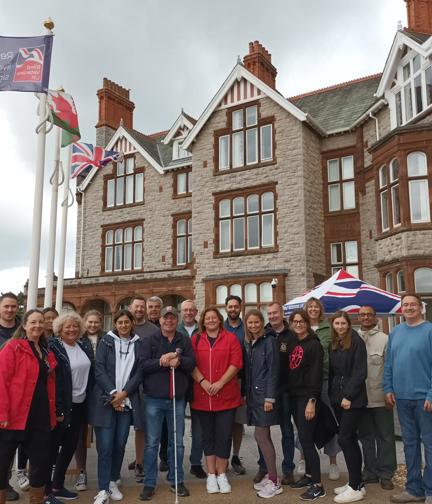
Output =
[{"x1": 139, "y1": 307, "x2": 195, "y2": 501}]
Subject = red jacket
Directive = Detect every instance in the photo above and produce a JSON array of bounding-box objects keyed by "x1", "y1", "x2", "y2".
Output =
[
  {"x1": 0, "y1": 339, "x2": 57, "y2": 430},
  {"x1": 191, "y1": 329, "x2": 243, "y2": 411}
]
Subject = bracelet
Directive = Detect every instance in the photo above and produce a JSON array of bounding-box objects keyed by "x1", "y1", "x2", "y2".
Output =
[{"x1": 199, "y1": 378, "x2": 205, "y2": 385}]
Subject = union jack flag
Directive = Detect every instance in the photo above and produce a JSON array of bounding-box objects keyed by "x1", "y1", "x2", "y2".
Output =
[{"x1": 71, "y1": 142, "x2": 122, "y2": 178}]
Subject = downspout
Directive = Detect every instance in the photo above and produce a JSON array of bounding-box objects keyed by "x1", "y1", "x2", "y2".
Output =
[
  {"x1": 369, "y1": 112, "x2": 380, "y2": 141},
  {"x1": 77, "y1": 187, "x2": 85, "y2": 278}
]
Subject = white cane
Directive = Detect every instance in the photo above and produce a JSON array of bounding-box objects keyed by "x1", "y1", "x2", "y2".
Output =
[{"x1": 171, "y1": 362, "x2": 179, "y2": 504}]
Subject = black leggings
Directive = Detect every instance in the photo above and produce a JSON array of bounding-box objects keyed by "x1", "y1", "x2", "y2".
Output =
[
  {"x1": 333, "y1": 406, "x2": 365, "y2": 490},
  {"x1": 195, "y1": 408, "x2": 236, "y2": 459},
  {"x1": 0, "y1": 429, "x2": 51, "y2": 489},
  {"x1": 292, "y1": 396, "x2": 321, "y2": 484}
]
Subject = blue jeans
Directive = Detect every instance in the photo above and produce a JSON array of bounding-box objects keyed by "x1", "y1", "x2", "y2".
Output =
[
  {"x1": 397, "y1": 399, "x2": 432, "y2": 497},
  {"x1": 94, "y1": 411, "x2": 132, "y2": 491},
  {"x1": 144, "y1": 397, "x2": 185, "y2": 488},
  {"x1": 258, "y1": 391, "x2": 295, "y2": 474},
  {"x1": 190, "y1": 408, "x2": 203, "y2": 466}
]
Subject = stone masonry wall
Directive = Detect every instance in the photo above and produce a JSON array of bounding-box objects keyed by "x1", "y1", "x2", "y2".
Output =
[{"x1": 359, "y1": 179, "x2": 379, "y2": 286}]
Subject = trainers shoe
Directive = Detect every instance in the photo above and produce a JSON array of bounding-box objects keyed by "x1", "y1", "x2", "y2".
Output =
[
  {"x1": 390, "y1": 492, "x2": 426, "y2": 503},
  {"x1": 300, "y1": 484, "x2": 326, "y2": 501},
  {"x1": 5, "y1": 484, "x2": 19, "y2": 501},
  {"x1": 128, "y1": 460, "x2": 136, "y2": 470},
  {"x1": 52, "y1": 487, "x2": 78, "y2": 500},
  {"x1": 135, "y1": 464, "x2": 144, "y2": 484},
  {"x1": 329, "y1": 464, "x2": 340, "y2": 481},
  {"x1": 74, "y1": 471, "x2": 87, "y2": 491},
  {"x1": 296, "y1": 459, "x2": 306, "y2": 476},
  {"x1": 334, "y1": 485, "x2": 364, "y2": 503},
  {"x1": 231, "y1": 456, "x2": 246, "y2": 475},
  {"x1": 17, "y1": 470, "x2": 30, "y2": 491},
  {"x1": 334, "y1": 484, "x2": 366, "y2": 496},
  {"x1": 139, "y1": 487, "x2": 155, "y2": 501},
  {"x1": 170, "y1": 483, "x2": 189, "y2": 497},
  {"x1": 190, "y1": 465, "x2": 206, "y2": 479},
  {"x1": 281, "y1": 472, "x2": 294, "y2": 485},
  {"x1": 206, "y1": 474, "x2": 219, "y2": 494},
  {"x1": 93, "y1": 490, "x2": 110, "y2": 504},
  {"x1": 254, "y1": 475, "x2": 269, "y2": 491},
  {"x1": 108, "y1": 481, "x2": 123, "y2": 501},
  {"x1": 254, "y1": 469, "x2": 267, "y2": 484},
  {"x1": 290, "y1": 476, "x2": 313, "y2": 489},
  {"x1": 44, "y1": 495, "x2": 65, "y2": 504},
  {"x1": 159, "y1": 459, "x2": 168, "y2": 472},
  {"x1": 257, "y1": 479, "x2": 283, "y2": 499},
  {"x1": 381, "y1": 479, "x2": 395, "y2": 490},
  {"x1": 217, "y1": 473, "x2": 232, "y2": 494}
]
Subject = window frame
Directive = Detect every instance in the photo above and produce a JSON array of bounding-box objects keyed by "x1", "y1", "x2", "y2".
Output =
[
  {"x1": 326, "y1": 155, "x2": 356, "y2": 213},
  {"x1": 103, "y1": 155, "x2": 144, "y2": 210},
  {"x1": 172, "y1": 213, "x2": 192, "y2": 267},
  {"x1": 330, "y1": 240, "x2": 360, "y2": 277},
  {"x1": 173, "y1": 167, "x2": 192, "y2": 198}
]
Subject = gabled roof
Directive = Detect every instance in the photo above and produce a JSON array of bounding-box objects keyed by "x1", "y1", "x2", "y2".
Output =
[
  {"x1": 290, "y1": 75, "x2": 382, "y2": 134},
  {"x1": 376, "y1": 30, "x2": 432, "y2": 97},
  {"x1": 163, "y1": 110, "x2": 196, "y2": 145},
  {"x1": 183, "y1": 62, "x2": 312, "y2": 150}
]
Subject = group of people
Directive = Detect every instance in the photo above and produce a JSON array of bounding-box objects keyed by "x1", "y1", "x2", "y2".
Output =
[{"x1": 0, "y1": 290, "x2": 431, "y2": 504}]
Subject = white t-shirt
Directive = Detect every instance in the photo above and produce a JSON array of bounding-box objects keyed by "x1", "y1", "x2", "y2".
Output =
[
  {"x1": 184, "y1": 324, "x2": 196, "y2": 337},
  {"x1": 311, "y1": 325, "x2": 319, "y2": 332},
  {"x1": 63, "y1": 342, "x2": 91, "y2": 403},
  {"x1": 88, "y1": 334, "x2": 98, "y2": 354}
]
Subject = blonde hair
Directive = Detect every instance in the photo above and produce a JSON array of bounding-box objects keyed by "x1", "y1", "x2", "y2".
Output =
[
  {"x1": 53, "y1": 311, "x2": 85, "y2": 338},
  {"x1": 244, "y1": 309, "x2": 265, "y2": 343}
]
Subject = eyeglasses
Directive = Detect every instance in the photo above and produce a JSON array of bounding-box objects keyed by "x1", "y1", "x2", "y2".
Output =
[
  {"x1": 292, "y1": 320, "x2": 306, "y2": 325},
  {"x1": 358, "y1": 313, "x2": 374, "y2": 317},
  {"x1": 402, "y1": 303, "x2": 420, "y2": 308}
]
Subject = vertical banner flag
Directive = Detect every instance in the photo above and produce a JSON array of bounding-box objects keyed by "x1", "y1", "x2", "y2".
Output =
[
  {"x1": 47, "y1": 91, "x2": 81, "y2": 146},
  {"x1": 0, "y1": 35, "x2": 53, "y2": 92}
]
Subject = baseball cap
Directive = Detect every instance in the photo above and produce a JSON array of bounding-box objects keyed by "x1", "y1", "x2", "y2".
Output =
[{"x1": 160, "y1": 306, "x2": 179, "y2": 318}]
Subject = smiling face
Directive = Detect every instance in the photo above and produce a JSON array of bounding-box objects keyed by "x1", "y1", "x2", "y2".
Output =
[
  {"x1": 44, "y1": 310, "x2": 57, "y2": 334},
  {"x1": 160, "y1": 313, "x2": 178, "y2": 336},
  {"x1": 358, "y1": 306, "x2": 376, "y2": 330},
  {"x1": 226, "y1": 299, "x2": 241, "y2": 322},
  {"x1": 306, "y1": 301, "x2": 321, "y2": 323},
  {"x1": 203, "y1": 310, "x2": 221, "y2": 334},
  {"x1": 23, "y1": 312, "x2": 45, "y2": 342},
  {"x1": 85, "y1": 314, "x2": 102, "y2": 335},
  {"x1": 59, "y1": 320, "x2": 81, "y2": 346},
  {"x1": 181, "y1": 301, "x2": 198, "y2": 325},
  {"x1": 291, "y1": 314, "x2": 308, "y2": 338},
  {"x1": 130, "y1": 299, "x2": 146, "y2": 324},
  {"x1": 115, "y1": 314, "x2": 133, "y2": 338},
  {"x1": 0, "y1": 296, "x2": 18, "y2": 325},
  {"x1": 332, "y1": 316, "x2": 350, "y2": 337},
  {"x1": 147, "y1": 300, "x2": 162, "y2": 321},
  {"x1": 401, "y1": 295, "x2": 423, "y2": 325},
  {"x1": 246, "y1": 314, "x2": 263, "y2": 340},
  {"x1": 267, "y1": 304, "x2": 284, "y2": 329}
]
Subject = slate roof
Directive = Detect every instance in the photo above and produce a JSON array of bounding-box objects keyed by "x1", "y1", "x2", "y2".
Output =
[
  {"x1": 289, "y1": 74, "x2": 382, "y2": 133},
  {"x1": 402, "y1": 29, "x2": 431, "y2": 45}
]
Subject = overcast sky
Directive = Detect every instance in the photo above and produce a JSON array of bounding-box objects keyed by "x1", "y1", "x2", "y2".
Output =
[{"x1": 0, "y1": 0, "x2": 407, "y2": 295}]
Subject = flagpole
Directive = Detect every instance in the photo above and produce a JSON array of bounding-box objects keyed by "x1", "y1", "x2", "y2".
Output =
[
  {"x1": 26, "y1": 19, "x2": 55, "y2": 310},
  {"x1": 44, "y1": 125, "x2": 63, "y2": 308},
  {"x1": 55, "y1": 143, "x2": 72, "y2": 313}
]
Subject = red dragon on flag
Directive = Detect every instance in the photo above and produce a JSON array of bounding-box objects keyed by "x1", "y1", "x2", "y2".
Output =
[{"x1": 47, "y1": 91, "x2": 81, "y2": 147}]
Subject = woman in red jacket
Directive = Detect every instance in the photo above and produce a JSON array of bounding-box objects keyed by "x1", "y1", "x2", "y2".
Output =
[
  {"x1": 191, "y1": 307, "x2": 243, "y2": 495},
  {"x1": 0, "y1": 309, "x2": 57, "y2": 504}
]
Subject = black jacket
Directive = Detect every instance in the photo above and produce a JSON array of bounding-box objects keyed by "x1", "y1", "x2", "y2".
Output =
[
  {"x1": 0, "y1": 317, "x2": 20, "y2": 346},
  {"x1": 286, "y1": 332, "x2": 323, "y2": 399},
  {"x1": 79, "y1": 330, "x2": 104, "y2": 362},
  {"x1": 91, "y1": 333, "x2": 144, "y2": 429},
  {"x1": 244, "y1": 334, "x2": 279, "y2": 426},
  {"x1": 329, "y1": 330, "x2": 367, "y2": 408},
  {"x1": 140, "y1": 330, "x2": 195, "y2": 399},
  {"x1": 48, "y1": 337, "x2": 94, "y2": 427},
  {"x1": 264, "y1": 322, "x2": 296, "y2": 392}
]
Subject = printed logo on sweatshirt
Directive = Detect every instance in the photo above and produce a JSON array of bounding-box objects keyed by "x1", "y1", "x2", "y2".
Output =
[{"x1": 289, "y1": 345, "x2": 304, "y2": 369}]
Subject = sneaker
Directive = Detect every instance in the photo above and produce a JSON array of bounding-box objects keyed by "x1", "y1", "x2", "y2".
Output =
[
  {"x1": 44, "y1": 495, "x2": 65, "y2": 504},
  {"x1": 115, "y1": 479, "x2": 121, "y2": 487},
  {"x1": 52, "y1": 487, "x2": 78, "y2": 500},
  {"x1": 425, "y1": 497, "x2": 432, "y2": 504},
  {"x1": 300, "y1": 484, "x2": 326, "y2": 501},
  {"x1": 217, "y1": 473, "x2": 232, "y2": 494},
  {"x1": 5, "y1": 485, "x2": 19, "y2": 501},
  {"x1": 290, "y1": 476, "x2": 313, "y2": 489},
  {"x1": 74, "y1": 471, "x2": 88, "y2": 491},
  {"x1": 108, "y1": 481, "x2": 123, "y2": 501},
  {"x1": 281, "y1": 472, "x2": 294, "y2": 485},
  {"x1": 139, "y1": 487, "x2": 155, "y2": 501},
  {"x1": 254, "y1": 469, "x2": 267, "y2": 484},
  {"x1": 135, "y1": 464, "x2": 144, "y2": 484},
  {"x1": 334, "y1": 484, "x2": 366, "y2": 496},
  {"x1": 296, "y1": 459, "x2": 306, "y2": 476},
  {"x1": 231, "y1": 455, "x2": 246, "y2": 475},
  {"x1": 257, "y1": 479, "x2": 283, "y2": 499},
  {"x1": 381, "y1": 479, "x2": 395, "y2": 490},
  {"x1": 254, "y1": 475, "x2": 269, "y2": 491},
  {"x1": 334, "y1": 485, "x2": 365, "y2": 503},
  {"x1": 159, "y1": 459, "x2": 168, "y2": 472},
  {"x1": 17, "y1": 470, "x2": 30, "y2": 491},
  {"x1": 170, "y1": 483, "x2": 189, "y2": 497},
  {"x1": 128, "y1": 460, "x2": 136, "y2": 470},
  {"x1": 190, "y1": 465, "x2": 206, "y2": 479},
  {"x1": 206, "y1": 474, "x2": 219, "y2": 494},
  {"x1": 329, "y1": 464, "x2": 340, "y2": 481},
  {"x1": 93, "y1": 490, "x2": 110, "y2": 504},
  {"x1": 390, "y1": 492, "x2": 426, "y2": 503}
]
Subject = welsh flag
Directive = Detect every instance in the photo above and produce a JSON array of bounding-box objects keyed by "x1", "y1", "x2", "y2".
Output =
[{"x1": 47, "y1": 90, "x2": 81, "y2": 147}]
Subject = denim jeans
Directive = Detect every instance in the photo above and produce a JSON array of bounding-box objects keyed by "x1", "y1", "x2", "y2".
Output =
[
  {"x1": 189, "y1": 408, "x2": 203, "y2": 466},
  {"x1": 94, "y1": 410, "x2": 132, "y2": 491},
  {"x1": 258, "y1": 391, "x2": 295, "y2": 474},
  {"x1": 397, "y1": 399, "x2": 432, "y2": 497},
  {"x1": 144, "y1": 397, "x2": 185, "y2": 488}
]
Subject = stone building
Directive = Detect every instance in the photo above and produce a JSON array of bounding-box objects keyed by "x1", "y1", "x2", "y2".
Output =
[{"x1": 58, "y1": 0, "x2": 432, "y2": 327}]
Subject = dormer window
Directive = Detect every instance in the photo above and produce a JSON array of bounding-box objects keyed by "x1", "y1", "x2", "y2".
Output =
[{"x1": 172, "y1": 139, "x2": 190, "y2": 160}]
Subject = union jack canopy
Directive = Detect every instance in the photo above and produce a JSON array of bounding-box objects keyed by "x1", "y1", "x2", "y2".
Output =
[
  {"x1": 71, "y1": 142, "x2": 122, "y2": 178},
  {"x1": 283, "y1": 269, "x2": 402, "y2": 316}
]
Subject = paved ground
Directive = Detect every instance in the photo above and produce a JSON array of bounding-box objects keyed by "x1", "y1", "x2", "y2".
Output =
[{"x1": 12, "y1": 420, "x2": 407, "y2": 503}]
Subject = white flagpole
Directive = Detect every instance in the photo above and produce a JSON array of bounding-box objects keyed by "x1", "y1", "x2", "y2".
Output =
[
  {"x1": 44, "y1": 125, "x2": 63, "y2": 308},
  {"x1": 55, "y1": 144, "x2": 72, "y2": 313},
  {"x1": 27, "y1": 19, "x2": 55, "y2": 310}
]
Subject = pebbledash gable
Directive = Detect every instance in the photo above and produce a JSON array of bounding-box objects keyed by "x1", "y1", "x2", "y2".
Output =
[{"x1": 51, "y1": 1, "x2": 432, "y2": 327}]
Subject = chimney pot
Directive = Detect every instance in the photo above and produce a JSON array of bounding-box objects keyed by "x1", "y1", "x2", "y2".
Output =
[
  {"x1": 96, "y1": 78, "x2": 135, "y2": 132},
  {"x1": 243, "y1": 40, "x2": 277, "y2": 89}
]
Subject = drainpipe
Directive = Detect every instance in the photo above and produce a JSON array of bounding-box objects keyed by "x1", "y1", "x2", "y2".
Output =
[{"x1": 369, "y1": 112, "x2": 380, "y2": 141}]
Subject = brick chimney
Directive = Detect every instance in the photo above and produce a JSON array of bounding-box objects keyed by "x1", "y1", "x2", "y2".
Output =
[
  {"x1": 95, "y1": 78, "x2": 135, "y2": 146},
  {"x1": 243, "y1": 41, "x2": 277, "y2": 90},
  {"x1": 405, "y1": 0, "x2": 432, "y2": 34}
]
